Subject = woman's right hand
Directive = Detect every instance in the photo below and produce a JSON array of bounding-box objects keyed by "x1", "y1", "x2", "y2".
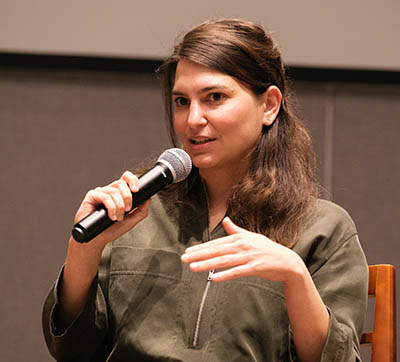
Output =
[
  {"x1": 58, "y1": 171, "x2": 151, "y2": 328},
  {"x1": 72, "y1": 170, "x2": 151, "y2": 252}
]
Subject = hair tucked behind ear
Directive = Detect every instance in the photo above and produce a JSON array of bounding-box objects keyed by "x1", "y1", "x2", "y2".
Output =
[
  {"x1": 228, "y1": 95, "x2": 319, "y2": 246},
  {"x1": 157, "y1": 18, "x2": 321, "y2": 247}
]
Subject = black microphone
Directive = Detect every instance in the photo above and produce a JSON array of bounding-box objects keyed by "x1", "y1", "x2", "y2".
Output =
[{"x1": 71, "y1": 148, "x2": 192, "y2": 243}]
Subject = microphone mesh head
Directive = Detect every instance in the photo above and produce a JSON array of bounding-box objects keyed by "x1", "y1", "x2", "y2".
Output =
[{"x1": 158, "y1": 148, "x2": 192, "y2": 183}]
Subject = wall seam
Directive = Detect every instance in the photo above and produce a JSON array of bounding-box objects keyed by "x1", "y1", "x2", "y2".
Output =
[{"x1": 323, "y1": 84, "x2": 335, "y2": 196}]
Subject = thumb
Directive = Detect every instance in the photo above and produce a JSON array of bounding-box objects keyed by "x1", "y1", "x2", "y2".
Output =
[{"x1": 222, "y1": 217, "x2": 247, "y2": 235}]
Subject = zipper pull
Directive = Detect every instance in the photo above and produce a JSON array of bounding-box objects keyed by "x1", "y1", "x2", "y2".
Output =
[{"x1": 207, "y1": 269, "x2": 215, "y2": 281}]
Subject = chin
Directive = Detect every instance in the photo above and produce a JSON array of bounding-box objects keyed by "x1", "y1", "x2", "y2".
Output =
[{"x1": 192, "y1": 157, "x2": 218, "y2": 170}]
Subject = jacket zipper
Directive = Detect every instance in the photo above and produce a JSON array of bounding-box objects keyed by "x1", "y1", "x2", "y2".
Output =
[
  {"x1": 192, "y1": 269, "x2": 214, "y2": 347},
  {"x1": 191, "y1": 179, "x2": 217, "y2": 348}
]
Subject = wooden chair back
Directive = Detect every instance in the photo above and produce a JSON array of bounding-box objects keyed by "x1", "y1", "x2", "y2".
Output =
[{"x1": 360, "y1": 264, "x2": 396, "y2": 362}]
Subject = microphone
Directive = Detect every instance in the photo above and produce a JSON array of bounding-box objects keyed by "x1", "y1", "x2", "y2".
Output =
[{"x1": 71, "y1": 148, "x2": 192, "y2": 243}]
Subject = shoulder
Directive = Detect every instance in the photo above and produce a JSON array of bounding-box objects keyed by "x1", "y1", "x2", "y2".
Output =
[
  {"x1": 310, "y1": 199, "x2": 357, "y2": 235},
  {"x1": 301, "y1": 198, "x2": 358, "y2": 240},
  {"x1": 293, "y1": 199, "x2": 366, "y2": 273}
]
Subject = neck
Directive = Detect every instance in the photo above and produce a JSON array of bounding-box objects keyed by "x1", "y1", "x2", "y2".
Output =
[{"x1": 200, "y1": 167, "x2": 244, "y2": 230}]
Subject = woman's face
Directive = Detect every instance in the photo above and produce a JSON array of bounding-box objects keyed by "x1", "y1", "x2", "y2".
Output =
[{"x1": 172, "y1": 59, "x2": 271, "y2": 176}]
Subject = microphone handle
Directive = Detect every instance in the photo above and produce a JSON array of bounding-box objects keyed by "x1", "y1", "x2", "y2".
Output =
[{"x1": 72, "y1": 162, "x2": 173, "y2": 243}]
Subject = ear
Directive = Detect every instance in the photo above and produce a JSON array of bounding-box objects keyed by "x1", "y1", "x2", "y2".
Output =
[{"x1": 261, "y1": 86, "x2": 282, "y2": 127}]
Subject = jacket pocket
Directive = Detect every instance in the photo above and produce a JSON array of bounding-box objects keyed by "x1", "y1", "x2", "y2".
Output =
[{"x1": 107, "y1": 247, "x2": 184, "y2": 357}]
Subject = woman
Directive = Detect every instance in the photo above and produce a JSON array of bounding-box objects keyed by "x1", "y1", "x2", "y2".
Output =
[{"x1": 43, "y1": 19, "x2": 368, "y2": 362}]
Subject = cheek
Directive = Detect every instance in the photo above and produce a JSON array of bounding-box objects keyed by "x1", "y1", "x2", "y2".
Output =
[
  {"x1": 224, "y1": 107, "x2": 263, "y2": 137},
  {"x1": 233, "y1": 116, "x2": 264, "y2": 148}
]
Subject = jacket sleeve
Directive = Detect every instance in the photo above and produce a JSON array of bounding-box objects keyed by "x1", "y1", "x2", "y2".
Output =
[
  {"x1": 314, "y1": 231, "x2": 368, "y2": 362},
  {"x1": 41, "y1": 267, "x2": 109, "y2": 362},
  {"x1": 291, "y1": 200, "x2": 369, "y2": 362}
]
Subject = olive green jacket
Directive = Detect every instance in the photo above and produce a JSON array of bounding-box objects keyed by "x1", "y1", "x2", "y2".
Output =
[{"x1": 43, "y1": 181, "x2": 368, "y2": 362}]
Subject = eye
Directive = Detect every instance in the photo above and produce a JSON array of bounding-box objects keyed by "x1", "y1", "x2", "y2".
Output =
[
  {"x1": 173, "y1": 97, "x2": 189, "y2": 108},
  {"x1": 207, "y1": 92, "x2": 226, "y2": 103}
]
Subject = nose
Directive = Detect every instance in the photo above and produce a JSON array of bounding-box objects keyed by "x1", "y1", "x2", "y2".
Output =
[{"x1": 187, "y1": 101, "x2": 207, "y2": 128}]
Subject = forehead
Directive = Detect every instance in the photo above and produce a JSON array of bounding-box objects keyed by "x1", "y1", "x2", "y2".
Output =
[
  {"x1": 173, "y1": 59, "x2": 239, "y2": 91},
  {"x1": 174, "y1": 60, "x2": 237, "y2": 88}
]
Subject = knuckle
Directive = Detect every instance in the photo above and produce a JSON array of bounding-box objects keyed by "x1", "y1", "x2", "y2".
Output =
[
  {"x1": 119, "y1": 178, "x2": 129, "y2": 186},
  {"x1": 92, "y1": 187, "x2": 102, "y2": 194},
  {"x1": 219, "y1": 255, "x2": 230, "y2": 266},
  {"x1": 121, "y1": 170, "x2": 137, "y2": 182},
  {"x1": 86, "y1": 188, "x2": 102, "y2": 200},
  {"x1": 252, "y1": 261, "x2": 264, "y2": 273},
  {"x1": 122, "y1": 170, "x2": 133, "y2": 177},
  {"x1": 234, "y1": 238, "x2": 248, "y2": 249},
  {"x1": 232, "y1": 268, "x2": 242, "y2": 277},
  {"x1": 102, "y1": 194, "x2": 114, "y2": 206},
  {"x1": 108, "y1": 186, "x2": 121, "y2": 197},
  {"x1": 85, "y1": 190, "x2": 95, "y2": 198},
  {"x1": 123, "y1": 194, "x2": 132, "y2": 206},
  {"x1": 112, "y1": 179, "x2": 126, "y2": 189}
]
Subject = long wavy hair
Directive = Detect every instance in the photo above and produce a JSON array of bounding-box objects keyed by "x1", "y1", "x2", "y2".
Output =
[{"x1": 157, "y1": 19, "x2": 321, "y2": 247}]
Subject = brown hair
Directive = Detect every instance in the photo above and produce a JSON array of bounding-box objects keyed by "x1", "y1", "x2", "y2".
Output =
[{"x1": 157, "y1": 18, "x2": 320, "y2": 247}]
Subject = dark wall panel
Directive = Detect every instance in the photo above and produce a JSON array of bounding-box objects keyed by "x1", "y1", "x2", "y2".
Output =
[
  {"x1": 293, "y1": 84, "x2": 332, "y2": 190},
  {"x1": 332, "y1": 87, "x2": 400, "y2": 266},
  {"x1": 331, "y1": 86, "x2": 400, "y2": 360},
  {"x1": 0, "y1": 68, "x2": 168, "y2": 361}
]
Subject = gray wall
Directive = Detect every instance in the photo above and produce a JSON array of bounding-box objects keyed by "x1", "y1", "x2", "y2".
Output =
[
  {"x1": 0, "y1": 66, "x2": 399, "y2": 361},
  {"x1": 1, "y1": 0, "x2": 400, "y2": 70}
]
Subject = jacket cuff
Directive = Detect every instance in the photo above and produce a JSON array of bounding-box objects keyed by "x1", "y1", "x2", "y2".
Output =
[
  {"x1": 49, "y1": 266, "x2": 104, "y2": 337},
  {"x1": 42, "y1": 266, "x2": 108, "y2": 361},
  {"x1": 320, "y1": 307, "x2": 361, "y2": 362},
  {"x1": 288, "y1": 307, "x2": 361, "y2": 362}
]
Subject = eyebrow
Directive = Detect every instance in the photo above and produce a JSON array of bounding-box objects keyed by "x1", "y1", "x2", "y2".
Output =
[{"x1": 172, "y1": 85, "x2": 231, "y2": 96}]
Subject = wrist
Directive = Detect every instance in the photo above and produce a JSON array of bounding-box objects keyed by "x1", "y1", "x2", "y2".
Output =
[
  {"x1": 65, "y1": 237, "x2": 103, "y2": 282},
  {"x1": 282, "y1": 252, "x2": 308, "y2": 290}
]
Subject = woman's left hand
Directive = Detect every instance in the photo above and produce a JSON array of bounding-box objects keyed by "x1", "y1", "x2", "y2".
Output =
[
  {"x1": 181, "y1": 217, "x2": 305, "y2": 284},
  {"x1": 182, "y1": 217, "x2": 330, "y2": 362}
]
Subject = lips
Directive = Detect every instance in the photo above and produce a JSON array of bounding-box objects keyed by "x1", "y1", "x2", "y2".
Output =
[
  {"x1": 190, "y1": 138, "x2": 215, "y2": 145},
  {"x1": 190, "y1": 138, "x2": 216, "y2": 145}
]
